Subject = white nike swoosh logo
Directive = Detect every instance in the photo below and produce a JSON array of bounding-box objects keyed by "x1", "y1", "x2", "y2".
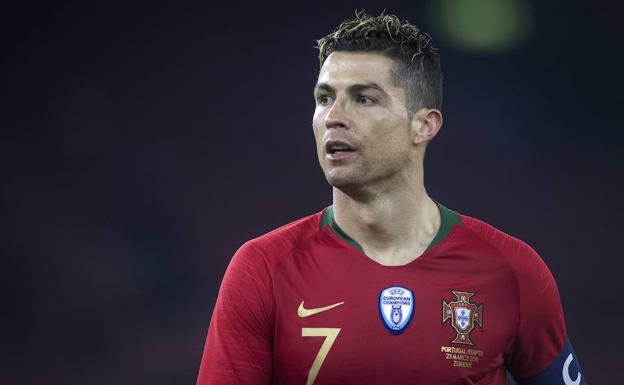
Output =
[{"x1": 297, "y1": 301, "x2": 345, "y2": 318}]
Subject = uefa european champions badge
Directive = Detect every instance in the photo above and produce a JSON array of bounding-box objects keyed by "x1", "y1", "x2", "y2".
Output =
[{"x1": 379, "y1": 286, "x2": 414, "y2": 335}]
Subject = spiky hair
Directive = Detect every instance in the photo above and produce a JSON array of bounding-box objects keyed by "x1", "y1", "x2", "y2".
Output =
[{"x1": 317, "y1": 12, "x2": 443, "y2": 114}]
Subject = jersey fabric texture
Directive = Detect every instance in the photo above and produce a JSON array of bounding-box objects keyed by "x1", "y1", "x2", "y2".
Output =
[{"x1": 196, "y1": 202, "x2": 586, "y2": 385}]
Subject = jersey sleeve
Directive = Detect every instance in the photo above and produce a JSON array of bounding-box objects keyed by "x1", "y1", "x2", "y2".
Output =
[
  {"x1": 196, "y1": 241, "x2": 274, "y2": 385},
  {"x1": 505, "y1": 243, "x2": 587, "y2": 385}
]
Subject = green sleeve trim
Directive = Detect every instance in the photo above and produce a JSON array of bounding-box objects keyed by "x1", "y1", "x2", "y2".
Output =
[{"x1": 320, "y1": 200, "x2": 462, "y2": 254}]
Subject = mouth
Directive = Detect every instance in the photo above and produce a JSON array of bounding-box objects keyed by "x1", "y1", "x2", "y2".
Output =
[
  {"x1": 325, "y1": 140, "x2": 357, "y2": 161},
  {"x1": 327, "y1": 147, "x2": 356, "y2": 155},
  {"x1": 325, "y1": 140, "x2": 356, "y2": 154}
]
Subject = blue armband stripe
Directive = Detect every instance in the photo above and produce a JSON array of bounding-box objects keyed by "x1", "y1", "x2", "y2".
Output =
[{"x1": 513, "y1": 339, "x2": 585, "y2": 385}]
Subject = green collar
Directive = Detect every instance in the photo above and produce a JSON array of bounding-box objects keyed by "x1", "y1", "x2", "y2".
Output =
[{"x1": 320, "y1": 201, "x2": 462, "y2": 253}]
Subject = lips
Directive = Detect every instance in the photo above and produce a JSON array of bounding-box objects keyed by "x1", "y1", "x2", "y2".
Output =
[
  {"x1": 325, "y1": 139, "x2": 357, "y2": 161},
  {"x1": 325, "y1": 140, "x2": 356, "y2": 154}
]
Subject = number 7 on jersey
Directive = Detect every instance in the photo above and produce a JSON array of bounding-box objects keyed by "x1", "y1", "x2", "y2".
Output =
[{"x1": 301, "y1": 328, "x2": 341, "y2": 385}]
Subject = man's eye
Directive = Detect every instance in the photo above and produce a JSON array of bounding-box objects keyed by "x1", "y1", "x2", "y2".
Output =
[
  {"x1": 317, "y1": 95, "x2": 333, "y2": 105},
  {"x1": 357, "y1": 95, "x2": 376, "y2": 105}
]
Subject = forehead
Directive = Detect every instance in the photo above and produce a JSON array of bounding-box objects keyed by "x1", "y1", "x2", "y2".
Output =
[{"x1": 316, "y1": 51, "x2": 398, "y2": 89}]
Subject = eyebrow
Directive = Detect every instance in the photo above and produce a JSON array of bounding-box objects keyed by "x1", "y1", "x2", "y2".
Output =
[{"x1": 314, "y1": 82, "x2": 388, "y2": 96}]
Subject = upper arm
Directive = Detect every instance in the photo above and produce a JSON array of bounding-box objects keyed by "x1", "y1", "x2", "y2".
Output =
[
  {"x1": 505, "y1": 244, "x2": 587, "y2": 385},
  {"x1": 196, "y1": 242, "x2": 274, "y2": 385}
]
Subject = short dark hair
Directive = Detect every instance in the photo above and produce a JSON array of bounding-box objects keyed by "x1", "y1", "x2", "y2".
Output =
[{"x1": 317, "y1": 12, "x2": 443, "y2": 116}]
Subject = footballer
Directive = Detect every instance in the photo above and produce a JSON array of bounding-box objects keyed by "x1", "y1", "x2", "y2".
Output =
[{"x1": 195, "y1": 13, "x2": 586, "y2": 385}]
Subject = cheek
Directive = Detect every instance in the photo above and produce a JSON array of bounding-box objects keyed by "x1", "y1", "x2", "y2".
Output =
[
  {"x1": 312, "y1": 113, "x2": 325, "y2": 145},
  {"x1": 369, "y1": 118, "x2": 410, "y2": 158},
  {"x1": 369, "y1": 117, "x2": 397, "y2": 142}
]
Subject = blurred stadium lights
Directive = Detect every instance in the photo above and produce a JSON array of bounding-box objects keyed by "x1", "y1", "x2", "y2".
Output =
[{"x1": 426, "y1": 0, "x2": 533, "y2": 53}]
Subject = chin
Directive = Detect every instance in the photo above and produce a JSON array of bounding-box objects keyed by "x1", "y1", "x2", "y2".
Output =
[{"x1": 325, "y1": 172, "x2": 363, "y2": 190}]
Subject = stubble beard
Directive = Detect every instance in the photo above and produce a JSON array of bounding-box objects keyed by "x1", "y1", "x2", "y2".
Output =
[
  {"x1": 324, "y1": 161, "x2": 405, "y2": 203},
  {"x1": 323, "y1": 162, "x2": 369, "y2": 200}
]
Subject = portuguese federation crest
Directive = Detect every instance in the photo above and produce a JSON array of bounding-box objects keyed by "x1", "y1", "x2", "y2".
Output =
[{"x1": 442, "y1": 291, "x2": 483, "y2": 345}]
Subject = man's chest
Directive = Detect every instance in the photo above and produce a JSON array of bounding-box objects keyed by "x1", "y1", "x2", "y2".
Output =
[{"x1": 270, "y1": 250, "x2": 517, "y2": 385}]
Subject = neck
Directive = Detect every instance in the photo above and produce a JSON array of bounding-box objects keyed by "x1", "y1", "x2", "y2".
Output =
[{"x1": 332, "y1": 171, "x2": 440, "y2": 266}]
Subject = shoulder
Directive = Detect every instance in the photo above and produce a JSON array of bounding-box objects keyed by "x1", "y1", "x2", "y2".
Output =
[
  {"x1": 457, "y1": 213, "x2": 547, "y2": 272},
  {"x1": 457, "y1": 214, "x2": 571, "y2": 379},
  {"x1": 221, "y1": 209, "x2": 325, "y2": 294},
  {"x1": 459, "y1": 214, "x2": 534, "y2": 256},
  {"x1": 456, "y1": 212, "x2": 560, "y2": 304},
  {"x1": 234, "y1": 209, "x2": 326, "y2": 264}
]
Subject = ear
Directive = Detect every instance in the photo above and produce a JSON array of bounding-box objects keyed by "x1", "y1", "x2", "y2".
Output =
[{"x1": 410, "y1": 108, "x2": 443, "y2": 145}]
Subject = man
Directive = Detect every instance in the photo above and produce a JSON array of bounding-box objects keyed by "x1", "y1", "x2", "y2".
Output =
[{"x1": 196, "y1": 13, "x2": 586, "y2": 385}]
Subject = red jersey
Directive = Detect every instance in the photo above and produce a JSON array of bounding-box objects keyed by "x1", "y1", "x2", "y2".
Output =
[{"x1": 196, "y1": 203, "x2": 586, "y2": 385}]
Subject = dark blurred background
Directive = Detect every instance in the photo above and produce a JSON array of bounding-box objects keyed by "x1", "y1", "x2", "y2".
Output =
[{"x1": 2, "y1": 1, "x2": 621, "y2": 384}]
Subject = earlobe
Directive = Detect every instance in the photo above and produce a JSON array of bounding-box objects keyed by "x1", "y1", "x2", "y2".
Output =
[{"x1": 411, "y1": 108, "x2": 442, "y2": 145}]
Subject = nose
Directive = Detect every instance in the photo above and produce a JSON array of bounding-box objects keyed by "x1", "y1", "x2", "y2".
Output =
[{"x1": 324, "y1": 98, "x2": 350, "y2": 130}]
